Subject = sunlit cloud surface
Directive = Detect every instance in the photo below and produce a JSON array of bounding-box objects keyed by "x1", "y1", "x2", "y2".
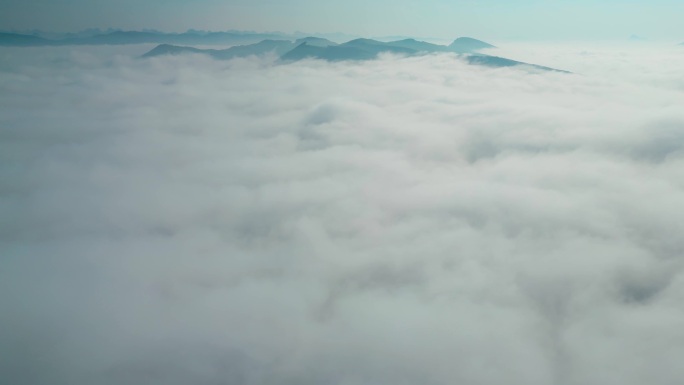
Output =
[{"x1": 2, "y1": 44, "x2": 684, "y2": 385}]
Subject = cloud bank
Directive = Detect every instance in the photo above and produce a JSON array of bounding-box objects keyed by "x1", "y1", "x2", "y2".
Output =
[{"x1": 2, "y1": 44, "x2": 684, "y2": 385}]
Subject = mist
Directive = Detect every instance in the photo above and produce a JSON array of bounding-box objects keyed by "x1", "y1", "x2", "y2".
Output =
[{"x1": 2, "y1": 43, "x2": 684, "y2": 385}]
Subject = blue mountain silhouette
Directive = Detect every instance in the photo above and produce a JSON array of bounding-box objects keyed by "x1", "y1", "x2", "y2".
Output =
[{"x1": 143, "y1": 36, "x2": 566, "y2": 72}]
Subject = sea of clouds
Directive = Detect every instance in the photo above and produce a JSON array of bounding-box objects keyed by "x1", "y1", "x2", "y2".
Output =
[{"x1": 1, "y1": 42, "x2": 684, "y2": 385}]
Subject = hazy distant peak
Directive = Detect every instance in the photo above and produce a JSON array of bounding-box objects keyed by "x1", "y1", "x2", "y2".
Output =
[
  {"x1": 248, "y1": 39, "x2": 294, "y2": 48},
  {"x1": 294, "y1": 37, "x2": 338, "y2": 47},
  {"x1": 338, "y1": 38, "x2": 417, "y2": 55},
  {"x1": 452, "y1": 36, "x2": 495, "y2": 46},
  {"x1": 449, "y1": 37, "x2": 495, "y2": 53},
  {"x1": 280, "y1": 43, "x2": 328, "y2": 61},
  {"x1": 386, "y1": 38, "x2": 448, "y2": 52},
  {"x1": 142, "y1": 44, "x2": 208, "y2": 57},
  {"x1": 342, "y1": 38, "x2": 387, "y2": 46}
]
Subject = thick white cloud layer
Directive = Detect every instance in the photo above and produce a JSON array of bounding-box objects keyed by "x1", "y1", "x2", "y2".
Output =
[{"x1": 2, "y1": 44, "x2": 684, "y2": 385}]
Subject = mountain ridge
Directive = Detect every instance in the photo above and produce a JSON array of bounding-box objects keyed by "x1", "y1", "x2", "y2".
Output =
[
  {"x1": 0, "y1": 32, "x2": 53, "y2": 46},
  {"x1": 143, "y1": 36, "x2": 494, "y2": 60},
  {"x1": 142, "y1": 36, "x2": 568, "y2": 72},
  {"x1": 449, "y1": 37, "x2": 496, "y2": 53},
  {"x1": 0, "y1": 30, "x2": 294, "y2": 46}
]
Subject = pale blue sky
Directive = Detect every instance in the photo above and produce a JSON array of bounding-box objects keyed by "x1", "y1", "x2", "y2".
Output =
[{"x1": 2, "y1": 0, "x2": 684, "y2": 41}]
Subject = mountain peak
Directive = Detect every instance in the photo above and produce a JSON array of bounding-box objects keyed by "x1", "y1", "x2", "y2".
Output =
[
  {"x1": 449, "y1": 37, "x2": 496, "y2": 53},
  {"x1": 294, "y1": 37, "x2": 338, "y2": 47}
]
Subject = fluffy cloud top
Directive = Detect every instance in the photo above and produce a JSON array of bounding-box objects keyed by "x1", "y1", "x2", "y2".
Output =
[{"x1": 1, "y1": 43, "x2": 684, "y2": 385}]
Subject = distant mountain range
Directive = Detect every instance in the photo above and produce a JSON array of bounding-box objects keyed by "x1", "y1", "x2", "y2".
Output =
[
  {"x1": 0, "y1": 30, "x2": 567, "y2": 71},
  {"x1": 0, "y1": 29, "x2": 455, "y2": 48},
  {"x1": 0, "y1": 30, "x2": 294, "y2": 46},
  {"x1": 143, "y1": 37, "x2": 567, "y2": 72},
  {"x1": 0, "y1": 32, "x2": 52, "y2": 46},
  {"x1": 277, "y1": 37, "x2": 489, "y2": 61}
]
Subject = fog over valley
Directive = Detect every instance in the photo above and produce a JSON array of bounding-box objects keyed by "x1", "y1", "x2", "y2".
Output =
[{"x1": 2, "y1": 40, "x2": 684, "y2": 385}]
